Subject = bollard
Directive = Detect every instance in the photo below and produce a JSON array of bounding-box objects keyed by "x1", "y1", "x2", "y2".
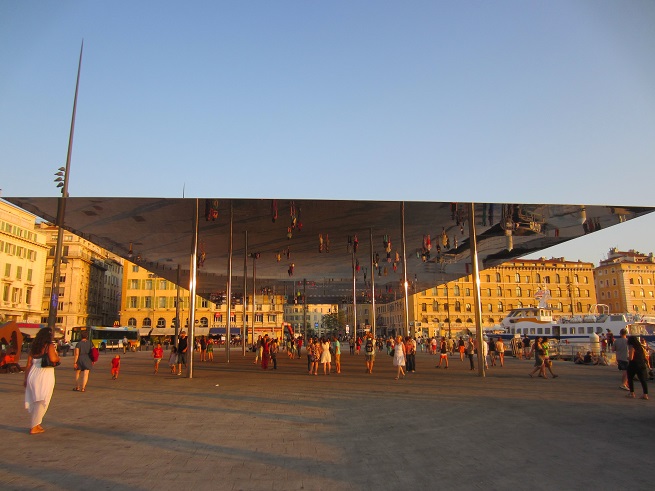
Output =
[{"x1": 589, "y1": 332, "x2": 600, "y2": 355}]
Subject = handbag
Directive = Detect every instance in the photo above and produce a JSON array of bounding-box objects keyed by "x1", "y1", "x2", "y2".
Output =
[{"x1": 41, "y1": 355, "x2": 61, "y2": 368}]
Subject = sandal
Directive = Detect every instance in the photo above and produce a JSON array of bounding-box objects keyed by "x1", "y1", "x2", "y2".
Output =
[
  {"x1": 80, "y1": 388, "x2": 86, "y2": 392},
  {"x1": 73, "y1": 387, "x2": 80, "y2": 391}
]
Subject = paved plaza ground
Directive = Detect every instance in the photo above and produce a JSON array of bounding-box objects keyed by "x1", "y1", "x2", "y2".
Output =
[{"x1": 1, "y1": 346, "x2": 653, "y2": 490}]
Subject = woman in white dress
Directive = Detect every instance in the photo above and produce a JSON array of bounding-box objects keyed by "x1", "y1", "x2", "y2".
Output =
[
  {"x1": 319, "y1": 337, "x2": 332, "y2": 375},
  {"x1": 393, "y1": 335, "x2": 406, "y2": 380},
  {"x1": 24, "y1": 327, "x2": 59, "y2": 434}
]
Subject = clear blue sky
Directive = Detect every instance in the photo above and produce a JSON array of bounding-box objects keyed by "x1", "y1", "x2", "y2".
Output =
[{"x1": 1, "y1": 1, "x2": 654, "y2": 265}]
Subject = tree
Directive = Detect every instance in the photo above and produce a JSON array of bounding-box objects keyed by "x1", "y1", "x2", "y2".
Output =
[{"x1": 321, "y1": 313, "x2": 340, "y2": 336}]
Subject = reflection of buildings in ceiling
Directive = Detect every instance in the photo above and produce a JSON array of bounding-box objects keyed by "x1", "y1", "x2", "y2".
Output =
[{"x1": 5, "y1": 197, "x2": 654, "y2": 304}]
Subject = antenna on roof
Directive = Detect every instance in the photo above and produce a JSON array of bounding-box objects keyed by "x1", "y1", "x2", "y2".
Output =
[{"x1": 182, "y1": 183, "x2": 185, "y2": 198}]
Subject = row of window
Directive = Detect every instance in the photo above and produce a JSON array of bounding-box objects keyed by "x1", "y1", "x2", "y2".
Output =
[
  {"x1": 1, "y1": 221, "x2": 39, "y2": 242},
  {"x1": 2, "y1": 263, "x2": 34, "y2": 281},
  {"x1": 600, "y1": 289, "x2": 655, "y2": 299},
  {"x1": 127, "y1": 313, "x2": 275, "y2": 328},
  {"x1": 596, "y1": 278, "x2": 654, "y2": 287},
  {"x1": 2, "y1": 284, "x2": 34, "y2": 304},
  {"x1": 424, "y1": 283, "x2": 591, "y2": 299},
  {"x1": 419, "y1": 300, "x2": 589, "y2": 314},
  {"x1": 1, "y1": 241, "x2": 39, "y2": 261},
  {"x1": 128, "y1": 278, "x2": 172, "y2": 290}
]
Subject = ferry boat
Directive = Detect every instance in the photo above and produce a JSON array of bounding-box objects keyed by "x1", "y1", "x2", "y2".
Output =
[{"x1": 493, "y1": 304, "x2": 655, "y2": 342}]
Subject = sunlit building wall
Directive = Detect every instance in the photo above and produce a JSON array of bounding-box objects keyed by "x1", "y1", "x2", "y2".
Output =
[
  {"x1": 121, "y1": 261, "x2": 286, "y2": 340},
  {"x1": 38, "y1": 223, "x2": 123, "y2": 338},
  {"x1": 595, "y1": 248, "x2": 655, "y2": 315},
  {"x1": 0, "y1": 201, "x2": 48, "y2": 324},
  {"x1": 377, "y1": 257, "x2": 596, "y2": 338}
]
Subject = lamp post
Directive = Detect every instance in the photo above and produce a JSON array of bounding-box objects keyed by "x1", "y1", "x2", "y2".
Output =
[
  {"x1": 47, "y1": 167, "x2": 68, "y2": 332},
  {"x1": 47, "y1": 41, "x2": 83, "y2": 336}
]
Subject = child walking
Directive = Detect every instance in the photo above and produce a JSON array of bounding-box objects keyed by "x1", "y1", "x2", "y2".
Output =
[
  {"x1": 153, "y1": 343, "x2": 163, "y2": 374},
  {"x1": 168, "y1": 346, "x2": 178, "y2": 374},
  {"x1": 111, "y1": 354, "x2": 121, "y2": 380}
]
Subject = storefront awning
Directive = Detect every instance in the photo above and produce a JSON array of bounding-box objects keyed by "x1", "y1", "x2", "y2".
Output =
[
  {"x1": 138, "y1": 328, "x2": 152, "y2": 336},
  {"x1": 149, "y1": 328, "x2": 177, "y2": 336}
]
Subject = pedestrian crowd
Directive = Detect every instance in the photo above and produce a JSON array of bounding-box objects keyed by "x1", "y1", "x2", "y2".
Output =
[{"x1": 15, "y1": 325, "x2": 654, "y2": 436}]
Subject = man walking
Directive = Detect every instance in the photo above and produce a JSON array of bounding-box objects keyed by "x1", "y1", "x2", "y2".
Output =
[{"x1": 177, "y1": 331, "x2": 188, "y2": 375}]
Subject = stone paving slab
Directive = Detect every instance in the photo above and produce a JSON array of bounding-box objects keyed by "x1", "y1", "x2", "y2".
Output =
[{"x1": 1, "y1": 348, "x2": 653, "y2": 490}]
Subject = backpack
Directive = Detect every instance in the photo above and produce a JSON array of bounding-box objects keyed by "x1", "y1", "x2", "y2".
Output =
[
  {"x1": 89, "y1": 346, "x2": 99, "y2": 363},
  {"x1": 365, "y1": 341, "x2": 373, "y2": 353}
]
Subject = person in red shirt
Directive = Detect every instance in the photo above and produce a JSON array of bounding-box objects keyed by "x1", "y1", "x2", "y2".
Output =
[
  {"x1": 1, "y1": 351, "x2": 22, "y2": 373},
  {"x1": 110, "y1": 355, "x2": 121, "y2": 380},
  {"x1": 152, "y1": 343, "x2": 163, "y2": 374}
]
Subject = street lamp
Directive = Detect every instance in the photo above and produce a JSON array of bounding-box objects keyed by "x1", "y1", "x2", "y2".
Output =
[{"x1": 47, "y1": 166, "x2": 70, "y2": 331}]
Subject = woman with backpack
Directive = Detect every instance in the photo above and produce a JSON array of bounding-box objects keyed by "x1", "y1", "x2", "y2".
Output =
[{"x1": 364, "y1": 334, "x2": 375, "y2": 374}]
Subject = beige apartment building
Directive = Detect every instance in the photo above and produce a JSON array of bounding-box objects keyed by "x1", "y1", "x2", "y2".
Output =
[
  {"x1": 339, "y1": 302, "x2": 372, "y2": 337},
  {"x1": 38, "y1": 223, "x2": 123, "y2": 339},
  {"x1": 595, "y1": 248, "x2": 655, "y2": 315},
  {"x1": 284, "y1": 303, "x2": 340, "y2": 338},
  {"x1": 376, "y1": 257, "x2": 596, "y2": 338},
  {"x1": 120, "y1": 261, "x2": 286, "y2": 341},
  {"x1": 0, "y1": 201, "x2": 48, "y2": 324}
]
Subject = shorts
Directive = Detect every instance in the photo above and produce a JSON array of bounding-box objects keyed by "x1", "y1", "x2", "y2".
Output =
[
  {"x1": 365, "y1": 354, "x2": 375, "y2": 362},
  {"x1": 154, "y1": 357, "x2": 162, "y2": 364},
  {"x1": 617, "y1": 360, "x2": 628, "y2": 371},
  {"x1": 177, "y1": 353, "x2": 187, "y2": 365},
  {"x1": 440, "y1": 353, "x2": 448, "y2": 358}
]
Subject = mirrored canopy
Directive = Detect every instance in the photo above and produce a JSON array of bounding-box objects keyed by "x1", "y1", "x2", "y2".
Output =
[{"x1": 6, "y1": 197, "x2": 653, "y2": 304}]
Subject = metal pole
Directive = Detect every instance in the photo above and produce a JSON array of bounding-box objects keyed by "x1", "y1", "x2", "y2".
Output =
[
  {"x1": 370, "y1": 228, "x2": 376, "y2": 338},
  {"x1": 303, "y1": 279, "x2": 307, "y2": 339},
  {"x1": 352, "y1": 251, "x2": 357, "y2": 344},
  {"x1": 243, "y1": 231, "x2": 248, "y2": 356},
  {"x1": 187, "y1": 199, "x2": 199, "y2": 378},
  {"x1": 468, "y1": 203, "x2": 485, "y2": 377},
  {"x1": 48, "y1": 41, "x2": 83, "y2": 334},
  {"x1": 251, "y1": 256, "x2": 256, "y2": 346},
  {"x1": 175, "y1": 265, "x2": 180, "y2": 348},
  {"x1": 401, "y1": 201, "x2": 409, "y2": 337},
  {"x1": 225, "y1": 201, "x2": 233, "y2": 363}
]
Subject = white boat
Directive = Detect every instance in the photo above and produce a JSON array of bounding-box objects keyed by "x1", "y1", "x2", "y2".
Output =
[{"x1": 494, "y1": 304, "x2": 655, "y2": 341}]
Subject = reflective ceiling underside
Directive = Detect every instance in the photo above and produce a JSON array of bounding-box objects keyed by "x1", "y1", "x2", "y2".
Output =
[{"x1": 7, "y1": 197, "x2": 653, "y2": 304}]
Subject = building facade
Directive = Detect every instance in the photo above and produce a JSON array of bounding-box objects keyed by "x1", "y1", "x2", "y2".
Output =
[
  {"x1": 39, "y1": 223, "x2": 123, "y2": 338},
  {"x1": 0, "y1": 201, "x2": 48, "y2": 324},
  {"x1": 339, "y1": 302, "x2": 372, "y2": 338},
  {"x1": 595, "y1": 248, "x2": 655, "y2": 315},
  {"x1": 284, "y1": 303, "x2": 340, "y2": 338},
  {"x1": 121, "y1": 261, "x2": 286, "y2": 341},
  {"x1": 377, "y1": 257, "x2": 596, "y2": 338}
]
